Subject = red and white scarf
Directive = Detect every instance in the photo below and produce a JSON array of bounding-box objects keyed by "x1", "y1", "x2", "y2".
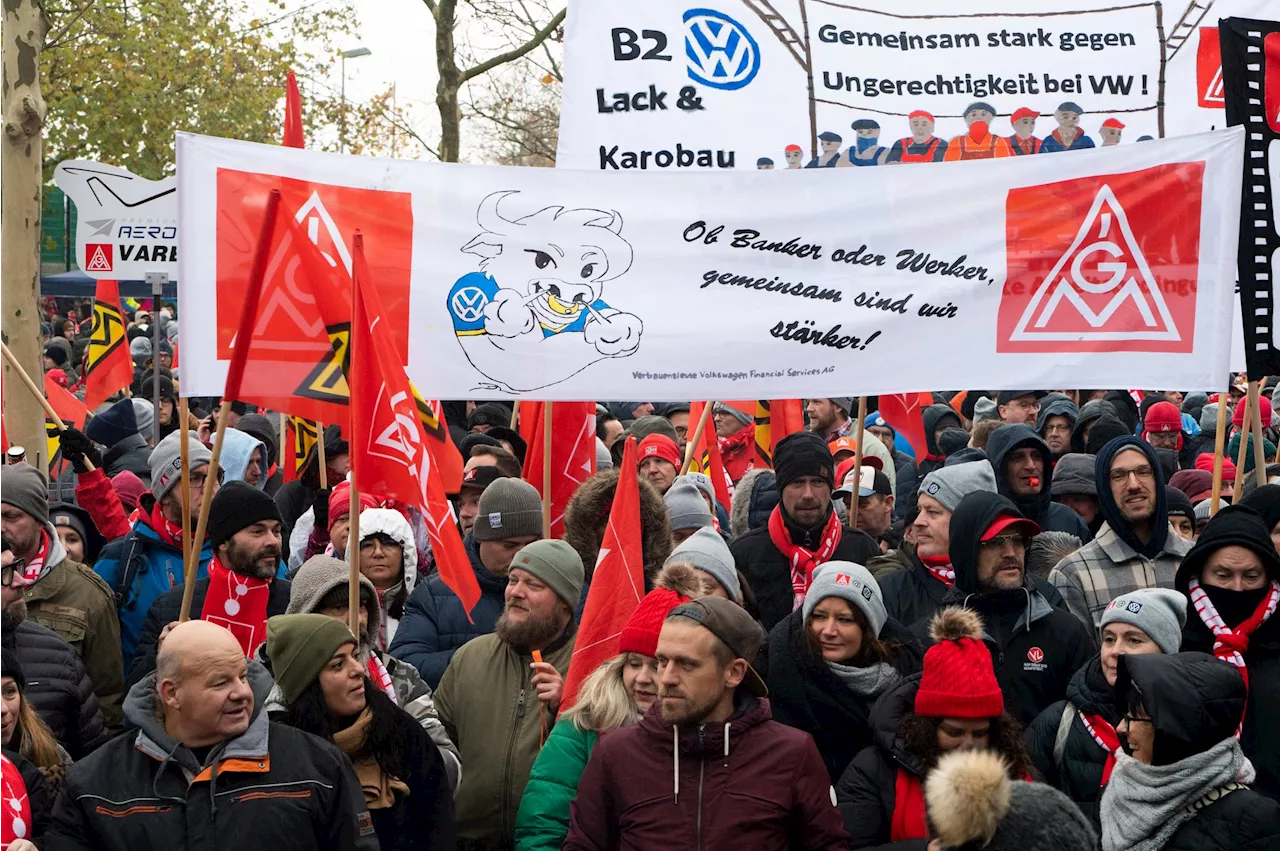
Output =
[
  {"x1": 1079, "y1": 711, "x2": 1121, "y2": 786},
  {"x1": 21, "y1": 531, "x2": 50, "y2": 583},
  {"x1": 147, "y1": 501, "x2": 184, "y2": 549},
  {"x1": 768, "y1": 506, "x2": 842, "y2": 611},
  {"x1": 367, "y1": 654, "x2": 397, "y2": 703},
  {"x1": 199, "y1": 557, "x2": 273, "y2": 657},
  {"x1": 1188, "y1": 577, "x2": 1280, "y2": 690},
  {"x1": 0, "y1": 753, "x2": 31, "y2": 845},
  {"x1": 919, "y1": 553, "x2": 955, "y2": 587}
]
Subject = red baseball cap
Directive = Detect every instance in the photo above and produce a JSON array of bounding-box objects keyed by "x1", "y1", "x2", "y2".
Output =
[
  {"x1": 638, "y1": 434, "x2": 681, "y2": 468},
  {"x1": 980, "y1": 513, "x2": 1040, "y2": 542},
  {"x1": 1101, "y1": 117, "x2": 1125, "y2": 129},
  {"x1": 1011, "y1": 107, "x2": 1039, "y2": 122},
  {"x1": 908, "y1": 109, "x2": 935, "y2": 122}
]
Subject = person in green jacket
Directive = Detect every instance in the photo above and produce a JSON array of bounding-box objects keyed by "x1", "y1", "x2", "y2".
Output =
[{"x1": 514, "y1": 563, "x2": 700, "y2": 851}]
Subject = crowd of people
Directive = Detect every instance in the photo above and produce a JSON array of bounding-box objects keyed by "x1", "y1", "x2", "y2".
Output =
[{"x1": 2, "y1": 302, "x2": 1280, "y2": 849}]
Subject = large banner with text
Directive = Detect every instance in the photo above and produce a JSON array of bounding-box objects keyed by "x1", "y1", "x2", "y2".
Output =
[{"x1": 177, "y1": 129, "x2": 1242, "y2": 400}]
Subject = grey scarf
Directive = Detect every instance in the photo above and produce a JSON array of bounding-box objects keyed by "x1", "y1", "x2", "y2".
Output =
[
  {"x1": 826, "y1": 660, "x2": 900, "y2": 698},
  {"x1": 1100, "y1": 737, "x2": 1254, "y2": 851}
]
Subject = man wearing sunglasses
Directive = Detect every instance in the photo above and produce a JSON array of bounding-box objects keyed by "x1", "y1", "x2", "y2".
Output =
[{"x1": 940, "y1": 491, "x2": 1095, "y2": 725}]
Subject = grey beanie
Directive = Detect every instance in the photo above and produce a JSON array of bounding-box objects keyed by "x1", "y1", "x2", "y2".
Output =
[
  {"x1": 801, "y1": 561, "x2": 887, "y2": 636},
  {"x1": 0, "y1": 464, "x2": 49, "y2": 525},
  {"x1": 595, "y1": 437, "x2": 613, "y2": 471},
  {"x1": 1200, "y1": 402, "x2": 1220, "y2": 434},
  {"x1": 676, "y1": 472, "x2": 716, "y2": 507},
  {"x1": 149, "y1": 429, "x2": 214, "y2": 502},
  {"x1": 973, "y1": 395, "x2": 999, "y2": 424},
  {"x1": 665, "y1": 527, "x2": 740, "y2": 602},
  {"x1": 664, "y1": 482, "x2": 713, "y2": 531},
  {"x1": 714, "y1": 402, "x2": 753, "y2": 426},
  {"x1": 918, "y1": 460, "x2": 997, "y2": 513},
  {"x1": 473, "y1": 477, "x2": 544, "y2": 541},
  {"x1": 130, "y1": 398, "x2": 155, "y2": 439},
  {"x1": 286, "y1": 554, "x2": 380, "y2": 637},
  {"x1": 829, "y1": 397, "x2": 855, "y2": 417},
  {"x1": 1100, "y1": 587, "x2": 1188, "y2": 655},
  {"x1": 508, "y1": 539, "x2": 584, "y2": 608},
  {"x1": 1195, "y1": 497, "x2": 1229, "y2": 521},
  {"x1": 1050, "y1": 453, "x2": 1097, "y2": 497}
]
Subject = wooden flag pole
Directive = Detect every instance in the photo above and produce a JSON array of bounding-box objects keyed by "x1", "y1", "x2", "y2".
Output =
[
  {"x1": 509, "y1": 400, "x2": 520, "y2": 429},
  {"x1": 348, "y1": 479, "x2": 361, "y2": 637},
  {"x1": 279, "y1": 414, "x2": 288, "y2": 476},
  {"x1": 542, "y1": 402, "x2": 553, "y2": 538},
  {"x1": 179, "y1": 398, "x2": 235, "y2": 622},
  {"x1": 178, "y1": 398, "x2": 192, "y2": 577},
  {"x1": 0, "y1": 342, "x2": 94, "y2": 472},
  {"x1": 1234, "y1": 386, "x2": 1253, "y2": 486},
  {"x1": 317, "y1": 421, "x2": 328, "y2": 489},
  {"x1": 1210, "y1": 384, "x2": 1231, "y2": 517},
  {"x1": 681, "y1": 401, "x2": 716, "y2": 475},
  {"x1": 1250, "y1": 379, "x2": 1268, "y2": 488},
  {"x1": 849, "y1": 397, "x2": 868, "y2": 530}
]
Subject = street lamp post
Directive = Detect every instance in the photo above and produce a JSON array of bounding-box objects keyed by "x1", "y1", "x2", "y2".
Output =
[{"x1": 339, "y1": 46, "x2": 372, "y2": 154}]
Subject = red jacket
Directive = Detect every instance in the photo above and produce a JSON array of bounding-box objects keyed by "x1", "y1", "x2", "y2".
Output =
[
  {"x1": 564, "y1": 697, "x2": 850, "y2": 851},
  {"x1": 719, "y1": 425, "x2": 757, "y2": 484}
]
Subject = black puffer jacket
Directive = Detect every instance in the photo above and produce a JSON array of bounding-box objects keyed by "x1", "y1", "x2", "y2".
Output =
[
  {"x1": 761, "y1": 609, "x2": 923, "y2": 783},
  {"x1": 101, "y1": 433, "x2": 152, "y2": 479},
  {"x1": 1, "y1": 621, "x2": 108, "y2": 759},
  {"x1": 731, "y1": 509, "x2": 881, "y2": 630},
  {"x1": 987, "y1": 424, "x2": 1092, "y2": 542},
  {"x1": 834, "y1": 674, "x2": 931, "y2": 851},
  {"x1": 3, "y1": 747, "x2": 52, "y2": 841},
  {"x1": 1025, "y1": 655, "x2": 1116, "y2": 828}
]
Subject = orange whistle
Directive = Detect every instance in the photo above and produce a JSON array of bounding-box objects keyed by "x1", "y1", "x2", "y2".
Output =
[{"x1": 531, "y1": 650, "x2": 543, "y2": 665}]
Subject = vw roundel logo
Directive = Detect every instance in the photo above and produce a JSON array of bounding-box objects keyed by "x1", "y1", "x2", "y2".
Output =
[
  {"x1": 682, "y1": 8, "x2": 760, "y2": 91},
  {"x1": 450, "y1": 286, "x2": 488, "y2": 322}
]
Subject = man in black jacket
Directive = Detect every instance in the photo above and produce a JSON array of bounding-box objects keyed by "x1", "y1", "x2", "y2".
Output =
[
  {"x1": 731, "y1": 432, "x2": 880, "y2": 629},
  {"x1": 987, "y1": 424, "x2": 1092, "y2": 542},
  {"x1": 938, "y1": 491, "x2": 1095, "y2": 724},
  {"x1": 128, "y1": 482, "x2": 291, "y2": 686},
  {"x1": 47, "y1": 620, "x2": 377, "y2": 850}
]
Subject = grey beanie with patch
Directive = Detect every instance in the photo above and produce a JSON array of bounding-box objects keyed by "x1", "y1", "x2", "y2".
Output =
[
  {"x1": 473, "y1": 477, "x2": 543, "y2": 541},
  {"x1": 663, "y1": 482, "x2": 713, "y2": 531},
  {"x1": 149, "y1": 429, "x2": 214, "y2": 502},
  {"x1": 1100, "y1": 587, "x2": 1187, "y2": 655},
  {"x1": 665, "y1": 527, "x2": 739, "y2": 603},
  {"x1": 802, "y1": 561, "x2": 887, "y2": 636},
  {"x1": 918, "y1": 460, "x2": 997, "y2": 513}
]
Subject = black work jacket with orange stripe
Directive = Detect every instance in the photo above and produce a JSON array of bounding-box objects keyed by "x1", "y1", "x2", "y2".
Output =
[{"x1": 43, "y1": 661, "x2": 378, "y2": 851}]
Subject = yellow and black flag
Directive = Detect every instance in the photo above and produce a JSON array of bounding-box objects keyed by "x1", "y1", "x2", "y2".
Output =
[
  {"x1": 83, "y1": 279, "x2": 133, "y2": 410},
  {"x1": 283, "y1": 416, "x2": 319, "y2": 483}
]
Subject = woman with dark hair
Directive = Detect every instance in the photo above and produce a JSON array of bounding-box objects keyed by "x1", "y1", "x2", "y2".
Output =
[
  {"x1": 835, "y1": 607, "x2": 1030, "y2": 849},
  {"x1": 762, "y1": 561, "x2": 923, "y2": 783},
  {"x1": 266, "y1": 614, "x2": 455, "y2": 851}
]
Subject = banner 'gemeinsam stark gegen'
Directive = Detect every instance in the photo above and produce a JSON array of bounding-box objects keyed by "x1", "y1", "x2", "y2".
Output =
[
  {"x1": 176, "y1": 128, "x2": 1241, "y2": 401},
  {"x1": 555, "y1": 0, "x2": 1273, "y2": 171}
]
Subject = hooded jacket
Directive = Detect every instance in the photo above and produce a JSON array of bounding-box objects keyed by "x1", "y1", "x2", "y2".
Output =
[
  {"x1": 45, "y1": 662, "x2": 378, "y2": 851},
  {"x1": 761, "y1": 608, "x2": 923, "y2": 783},
  {"x1": 1070, "y1": 400, "x2": 1117, "y2": 454},
  {"x1": 389, "y1": 532, "x2": 509, "y2": 689},
  {"x1": 918, "y1": 404, "x2": 963, "y2": 479},
  {"x1": 564, "y1": 468, "x2": 673, "y2": 585},
  {"x1": 986, "y1": 424, "x2": 1091, "y2": 541},
  {"x1": 562, "y1": 697, "x2": 849, "y2": 851},
  {"x1": 233, "y1": 413, "x2": 283, "y2": 496},
  {"x1": 941, "y1": 492, "x2": 1096, "y2": 724},
  {"x1": 730, "y1": 468, "x2": 778, "y2": 538},
  {"x1": 1, "y1": 620, "x2": 108, "y2": 759},
  {"x1": 1174, "y1": 506, "x2": 1280, "y2": 801},
  {"x1": 219, "y1": 427, "x2": 268, "y2": 489},
  {"x1": 1036, "y1": 394, "x2": 1080, "y2": 461}
]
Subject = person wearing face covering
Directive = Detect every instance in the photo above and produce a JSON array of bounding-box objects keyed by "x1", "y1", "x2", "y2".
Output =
[
  {"x1": 987, "y1": 424, "x2": 1092, "y2": 541},
  {"x1": 1099, "y1": 652, "x2": 1280, "y2": 850},
  {"x1": 1174, "y1": 505, "x2": 1280, "y2": 802}
]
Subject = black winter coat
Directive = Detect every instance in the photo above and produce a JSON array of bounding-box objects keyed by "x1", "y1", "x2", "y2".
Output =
[
  {"x1": 1026, "y1": 655, "x2": 1116, "y2": 828},
  {"x1": 760, "y1": 609, "x2": 923, "y2": 783},
  {"x1": 834, "y1": 674, "x2": 931, "y2": 851},
  {"x1": 731, "y1": 511, "x2": 881, "y2": 631},
  {"x1": 101, "y1": 434, "x2": 152, "y2": 479},
  {"x1": 126, "y1": 576, "x2": 292, "y2": 688},
  {"x1": 3, "y1": 747, "x2": 52, "y2": 842},
  {"x1": 1157, "y1": 787, "x2": 1280, "y2": 850},
  {"x1": 355, "y1": 706, "x2": 456, "y2": 851},
  {"x1": 986, "y1": 424, "x2": 1092, "y2": 542},
  {"x1": 1, "y1": 621, "x2": 107, "y2": 759}
]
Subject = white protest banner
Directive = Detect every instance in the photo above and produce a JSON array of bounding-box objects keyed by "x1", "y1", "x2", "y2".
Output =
[
  {"x1": 53, "y1": 160, "x2": 178, "y2": 280},
  {"x1": 177, "y1": 128, "x2": 1242, "y2": 401},
  {"x1": 555, "y1": 0, "x2": 1273, "y2": 171}
]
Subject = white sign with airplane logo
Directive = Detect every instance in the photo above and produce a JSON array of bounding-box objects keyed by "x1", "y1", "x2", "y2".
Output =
[{"x1": 54, "y1": 160, "x2": 178, "y2": 281}]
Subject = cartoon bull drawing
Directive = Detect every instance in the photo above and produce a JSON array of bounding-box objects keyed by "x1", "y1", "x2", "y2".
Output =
[{"x1": 447, "y1": 190, "x2": 643, "y2": 392}]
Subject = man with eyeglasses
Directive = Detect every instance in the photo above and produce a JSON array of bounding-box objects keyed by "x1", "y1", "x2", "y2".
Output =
[
  {"x1": 941, "y1": 491, "x2": 1095, "y2": 724},
  {"x1": 94, "y1": 429, "x2": 222, "y2": 664},
  {"x1": 997, "y1": 390, "x2": 1041, "y2": 426},
  {"x1": 1049, "y1": 436, "x2": 1192, "y2": 631}
]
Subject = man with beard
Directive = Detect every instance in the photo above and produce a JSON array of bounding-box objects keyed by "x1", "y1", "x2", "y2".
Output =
[
  {"x1": 127, "y1": 481, "x2": 290, "y2": 686},
  {"x1": 1174, "y1": 504, "x2": 1280, "y2": 800},
  {"x1": 939, "y1": 492, "x2": 1095, "y2": 724},
  {"x1": 987, "y1": 424, "x2": 1092, "y2": 540},
  {"x1": 436, "y1": 539, "x2": 582, "y2": 849},
  {"x1": 563, "y1": 596, "x2": 848, "y2": 849},
  {"x1": 731, "y1": 432, "x2": 880, "y2": 630},
  {"x1": 1049, "y1": 437, "x2": 1191, "y2": 629},
  {"x1": 806, "y1": 397, "x2": 855, "y2": 443}
]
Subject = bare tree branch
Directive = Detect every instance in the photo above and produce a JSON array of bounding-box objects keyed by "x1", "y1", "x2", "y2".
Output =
[{"x1": 458, "y1": 6, "x2": 564, "y2": 85}]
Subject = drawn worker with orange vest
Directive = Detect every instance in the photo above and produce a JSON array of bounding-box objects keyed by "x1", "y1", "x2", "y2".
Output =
[
  {"x1": 885, "y1": 110, "x2": 949, "y2": 164},
  {"x1": 943, "y1": 102, "x2": 1013, "y2": 161},
  {"x1": 1008, "y1": 107, "x2": 1042, "y2": 156}
]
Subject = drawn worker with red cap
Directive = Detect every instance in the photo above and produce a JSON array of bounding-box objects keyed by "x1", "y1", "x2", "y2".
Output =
[
  {"x1": 943, "y1": 102, "x2": 1013, "y2": 161},
  {"x1": 886, "y1": 110, "x2": 948, "y2": 163},
  {"x1": 1008, "y1": 106, "x2": 1042, "y2": 155},
  {"x1": 1099, "y1": 117, "x2": 1124, "y2": 146},
  {"x1": 783, "y1": 143, "x2": 804, "y2": 169},
  {"x1": 637, "y1": 433, "x2": 681, "y2": 495}
]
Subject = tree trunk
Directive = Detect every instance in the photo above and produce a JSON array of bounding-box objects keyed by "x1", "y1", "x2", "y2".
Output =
[
  {"x1": 2, "y1": 0, "x2": 50, "y2": 466},
  {"x1": 434, "y1": 0, "x2": 462, "y2": 163}
]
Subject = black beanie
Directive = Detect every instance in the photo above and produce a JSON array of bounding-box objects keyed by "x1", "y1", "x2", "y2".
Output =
[
  {"x1": 43, "y1": 344, "x2": 68, "y2": 366},
  {"x1": 1166, "y1": 486, "x2": 1194, "y2": 527},
  {"x1": 938, "y1": 427, "x2": 972, "y2": 457},
  {"x1": 208, "y1": 481, "x2": 283, "y2": 550},
  {"x1": 1176, "y1": 504, "x2": 1280, "y2": 592},
  {"x1": 773, "y1": 431, "x2": 835, "y2": 491},
  {"x1": 1085, "y1": 415, "x2": 1132, "y2": 456},
  {"x1": 1, "y1": 647, "x2": 25, "y2": 691}
]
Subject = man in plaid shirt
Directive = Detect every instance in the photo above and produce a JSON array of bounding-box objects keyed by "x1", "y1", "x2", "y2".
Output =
[{"x1": 1048, "y1": 436, "x2": 1191, "y2": 628}]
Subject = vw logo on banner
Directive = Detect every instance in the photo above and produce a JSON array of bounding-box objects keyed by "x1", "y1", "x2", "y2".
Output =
[{"x1": 682, "y1": 8, "x2": 760, "y2": 91}]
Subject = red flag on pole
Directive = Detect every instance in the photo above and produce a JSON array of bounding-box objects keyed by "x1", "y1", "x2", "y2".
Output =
[
  {"x1": 687, "y1": 402, "x2": 732, "y2": 508},
  {"x1": 82, "y1": 279, "x2": 133, "y2": 410},
  {"x1": 877, "y1": 392, "x2": 933, "y2": 458},
  {"x1": 283, "y1": 70, "x2": 305, "y2": 148},
  {"x1": 349, "y1": 233, "x2": 480, "y2": 617},
  {"x1": 521, "y1": 401, "x2": 597, "y2": 538},
  {"x1": 45, "y1": 373, "x2": 89, "y2": 471},
  {"x1": 559, "y1": 436, "x2": 645, "y2": 711}
]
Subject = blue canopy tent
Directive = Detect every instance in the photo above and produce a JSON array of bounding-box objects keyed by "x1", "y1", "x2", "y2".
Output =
[{"x1": 40, "y1": 269, "x2": 178, "y2": 299}]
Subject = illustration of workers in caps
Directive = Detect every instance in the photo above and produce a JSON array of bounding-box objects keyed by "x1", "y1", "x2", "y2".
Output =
[
  {"x1": 448, "y1": 190, "x2": 642, "y2": 392},
  {"x1": 757, "y1": 157, "x2": 775, "y2": 169},
  {"x1": 1099, "y1": 117, "x2": 1125, "y2": 146},
  {"x1": 1039, "y1": 102, "x2": 1095, "y2": 153},
  {"x1": 839, "y1": 119, "x2": 889, "y2": 167},
  {"x1": 783, "y1": 144, "x2": 804, "y2": 169},
  {"x1": 886, "y1": 110, "x2": 948, "y2": 164},
  {"x1": 805, "y1": 131, "x2": 843, "y2": 167},
  {"x1": 1008, "y1": 107, "x2": 1042, "y2": 156},
  {"x1": 943, "y1": 102, "x2": 1013, "y2": 161}
]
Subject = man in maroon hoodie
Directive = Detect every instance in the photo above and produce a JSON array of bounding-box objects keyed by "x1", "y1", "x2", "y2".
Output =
[{"x1": 563, "y1": 596, "x2": 850, "y2": 850}]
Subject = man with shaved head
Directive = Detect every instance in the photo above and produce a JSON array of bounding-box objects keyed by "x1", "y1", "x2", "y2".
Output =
[{"x1": 45, "y1": 620, "x2": 378, "y2": 850}]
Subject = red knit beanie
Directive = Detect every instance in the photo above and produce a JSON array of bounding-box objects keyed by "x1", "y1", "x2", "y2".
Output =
[
  {"x1": 1233, "y1": 396, "x2": 1273, "y2": 429},
  {"x1": 638, "y1": 434, "x2": 681, "y2": 469},
  {"x1": 328, "y1": 480, "x2": 378, "y2": 532},
  {"x1": 1195, "y1": 453, "x2": 1236, "y2": 482},
  {"x1": 617, "y1": 563, "x2": 702, "y2": 657},
  {"x1": 914, "y1": 608, "x2": 1004, "y2": 718}
]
